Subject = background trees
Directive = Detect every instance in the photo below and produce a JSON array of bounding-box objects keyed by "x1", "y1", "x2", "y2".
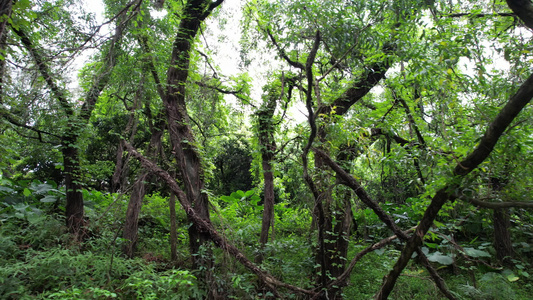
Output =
[{"x1": 1, "y1": 0, "x2": 533, "y2": 299}]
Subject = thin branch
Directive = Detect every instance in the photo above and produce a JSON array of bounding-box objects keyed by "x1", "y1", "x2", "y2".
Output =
[
  {"x1": 195, "y1": 80, "x2": 242, "y2": 95},
  {"x1": 316, "y1": 44, "x2": 394, "y2": 117},
  {"x1": 11, "y1": 26, "x2": 73, "y2": 116},
  {"x1": 265, "y1": 28, "x2": 305, "y2": 69},
  {"x1": 200, "y1": 0, "x2": 225, "y2": 21},
  {"x1": 317, "y1": 23, "x2": 372, "y2": 82},
  {"x1": 311, "y1": 227, "x2": 416, "y2": 300},
  {"x1": 196, "y1": 49, "x2": 219, "y2": 78},
  {"x1": 313, "y1": 148, "x2": 455, "y2": 300},
  {"x1": 442, "y1": 12, "x2": 515, "y2": 18},
  {"x1": 0, "y1": 109, "x2": 62, "y2": 140},
  {"x1": 80, "y1": 0, "x2": 142, "y2": 120},
  {"x1": 138, "y1": 35, "x2": 166, "y2": 100}
]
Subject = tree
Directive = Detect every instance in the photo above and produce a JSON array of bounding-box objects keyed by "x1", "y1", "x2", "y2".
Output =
[
  {"x1": 0, "y1": 0, "x2": 143, "y2": 237},
  {"x1": 2, "y1": 0, "x2": 533, "y2": 299}
]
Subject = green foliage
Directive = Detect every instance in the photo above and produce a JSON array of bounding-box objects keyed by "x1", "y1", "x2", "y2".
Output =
[
  {"x1": 212, "y1": 139, "x2": 254, "y2": 197},
  {"x1": 123, "y1": 269, "x2": 204, "y2": 299},
  {"x1": 456, "y1": 272, "x2": 517, "y2": 300},
  {"x1": 220, "y1": 189, "x2": 263, "y2": 218},
  {"x1": 2, "y1": 0, "x2": 533, "y2": 298}
]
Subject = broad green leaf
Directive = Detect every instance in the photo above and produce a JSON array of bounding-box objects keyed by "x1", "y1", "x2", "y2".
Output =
[
  {"x1": 426, "y1": 252, "x2": 453, "y2": 265},
  {"x1": 463, "y1": 248, "x2": 491, "y2": 258},
  {"x1": 40, "y1": 195, "x2": 58, "y2": 203},
  {"x1": 374, "y1": 248, "x2": 385, "y2": 256}
]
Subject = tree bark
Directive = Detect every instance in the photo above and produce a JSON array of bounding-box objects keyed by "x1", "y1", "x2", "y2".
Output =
[
  {"x1": 315, "y1": 148, "x2": 455, "y2": 300},
  {"x1": 169, "y1": 191, "x2": 178, "y2": 261},
  {"x1": 62, "y1": 134, "x2": 85, "y2": 237},
  {"x1": 490, "y1": 176, "x2": 514, "y2": 266},
  {"x1": 121, "y1": 112, "x2": 164, "y2": 257},
  {"x1": 164, "y1": 0, "x2": 211, "y2": 269},
  {"x1": 0, "y1": 0, "x2": 12, "y2": 104},
  {"x1": 162, "y1": 2, "x2": 224, "y2": 297},
  {"x1": 258, "y1": 158, "x2": 274, "y2": 260},
  {"x1": 255, "y1": 89, "x2": 279, "y2": 264},
  {"x1": 122, "y1": 173, "x2": 148, "y2": 257},
  {"x1": 493, "y1": 208, "x2": 514, "y2": 266}
]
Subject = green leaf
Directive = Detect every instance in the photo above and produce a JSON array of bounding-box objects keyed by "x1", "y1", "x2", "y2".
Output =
[
  {"x1": 23, "y1": 188, "x2": 31, "y2": 197},
  {"x1": 502, "y1": 269, "x2": 519, "y2": 282},
  {"x1": 426, "y1": 252, "x2": 453, "y2": 265},
  {"x1": 425, "y1": 242, "x2": 438, "y2": 249},
  {"x1": 374, "y1": 248, "x2": 385, "y2": 255},
  {"x1": 506, "y1": 274, "x2": 519, "y2": 282},
  {"x1": 463, "y1": 247, "x2": 491, "y2": 258},
  {"x1": 220, "y1": 195, "x2": 234, "y2": 203},
  {"x1": 40, "y1": 195, "x2": 58, "y2": 203}
]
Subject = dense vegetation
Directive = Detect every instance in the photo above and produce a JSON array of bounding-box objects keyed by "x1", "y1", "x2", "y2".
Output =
[{"x1": 1, "y1": 0, "x2": 533, "y2": 299}]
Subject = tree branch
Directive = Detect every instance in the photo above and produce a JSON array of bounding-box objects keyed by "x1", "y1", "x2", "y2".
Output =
[
  {"x1": 310, "y1": 227, "x2": 416, "y2": 300},
  {"x1": 200, "y1": 0, "x2": 225, "y2": 21},
  {"x1": 506, "y1": 0, "x2": 533, "y2": 30},
  {"x1": 375, "y1": 70, "x2": 533, "y2": 299},
  {"x1": 265, "y1": 28, "x2": 305, "y2": 69},
  {"x1": 316, "y1": 44, "x2": 394, "y2": 117},
  {"x1": 442, "y1": 12, "x2": 515, "y2": 18},
  {"x1": 469, "y1": 198, "x2": 533, "y2": 209},
  {"x1": 123, "y1": 141, "x2": 315, "y2": 297},
  {"x1": 0, "y1": 109, "x2": 62, "y2": 141},
  {"x1": 80, "y1": 0, "x2": 142, "y2": 120},
  {"x1": 11, "y1": 26, "x2": 73, "y2": 116},
  {"x1": 313, "y1": 148, "x2": 456, "y2": 299}
]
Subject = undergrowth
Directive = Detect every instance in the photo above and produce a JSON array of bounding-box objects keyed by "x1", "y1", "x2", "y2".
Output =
[{"x1": 1, "y1": 185, "x2": 532, "y2": 299}]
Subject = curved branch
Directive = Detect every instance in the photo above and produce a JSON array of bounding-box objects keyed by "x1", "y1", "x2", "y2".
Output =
[
  {"x1": 311, "y1": 227, "x2": 416, "y2": 300},
  {"x1": 443, "y1": 12, "x2": 515, "y2": 18},
  {"x1": 506, "y1": 0, "x2": 533, "y2": 30},
  {"x1": 265, "y1": 28, "x2": 305, "y2": 69},
  {"x1": 316, "y1": 44, "x2": 394, "y2": 117},
  {"x1": 123, "y1": 142, "x2": 314, "y2": 297},
  {"x1": 313, "y1": 148, "x2": 456, "y2": 299},
  {"x1": 80, "y1": 0, "x2": 142, "y2": 120}
]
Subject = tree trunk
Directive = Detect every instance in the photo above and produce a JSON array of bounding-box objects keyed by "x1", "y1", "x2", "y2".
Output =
[
  {"x1": 169, "y1": 191, "x2": 178, "y2": 261},
  {"x1": 255, "y1": 89, "x2": 279, "y2": 264},
  {"x1": 163, "y1": 0, "x2": 222, "y2": 272},
  {"x1": 493, "y1": 208, "x2": 514, "y2": 266},
  {"x1": 62, "y1": 136, "x2": 85, "y2": 237},
  {"x1": 12, "y1": 1, "x2": 140, "y2": 235},
  {"x1": 122, "y1": 173, "x2": 148, "y2": 257},
  {"x1": 121, "y1": 119, "x2": 163, "y2": 258},
  {"x1": 0, "y1": 0, "x2": 12, "y2": 104},
  {"x1": 112, "y1": 141, "x2": 125, "y2": 192},
  {"x1": 490, "y1": 176, "x2": 514, "y2": 266},
  {"x1": 257, "y1": 158, "x2": 274, "y2": 263}
]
